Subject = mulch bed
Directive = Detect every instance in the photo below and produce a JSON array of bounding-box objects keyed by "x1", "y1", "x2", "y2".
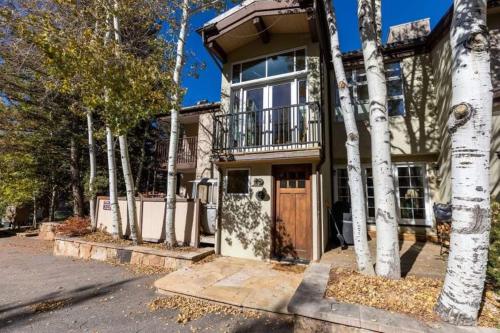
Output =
[
  {"x1": 272, "y1": 263, "x2": 307, "y2": 274},
  {"x1": 148, "y1": 295, "x2": 261, "y2": 324},
  {"x1": 81, "y1": 231, "x2": 195, "y2": 252},
  {"x1": 325, "y1": 268, "x2": 499, "y2": 328}
]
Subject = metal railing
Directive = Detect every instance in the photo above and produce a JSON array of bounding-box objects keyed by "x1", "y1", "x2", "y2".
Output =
[
  {"x1": 213, "y1": 102, "x2": 321, "y2": 153},
  {"x1": 155, "y1": 136, "x2": 198, "y2": 169}
]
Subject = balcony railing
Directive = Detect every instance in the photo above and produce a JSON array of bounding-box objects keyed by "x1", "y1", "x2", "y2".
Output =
[
  {"x1": 213, "y1": 102, "x2": 321, "y2": 154},
  {"x1": 155, "y1": 136, "x2": 197, "y2": 170}
]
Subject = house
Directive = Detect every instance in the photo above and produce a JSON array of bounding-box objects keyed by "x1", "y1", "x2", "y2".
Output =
[{"x1": 146, "y1": 0, "x2": 499, "y2": 263}]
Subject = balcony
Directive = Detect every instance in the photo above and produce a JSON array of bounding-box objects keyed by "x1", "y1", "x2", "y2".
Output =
[
  {"x1": 155, "y1": 136, "x2": 198, "y2": 171},
  {"x1": 213, "y1": 102, "x2": 321, "y2": 160}
]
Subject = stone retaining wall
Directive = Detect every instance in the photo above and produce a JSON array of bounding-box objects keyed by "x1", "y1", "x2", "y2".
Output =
[
  {"x1": 39, "y1": 222, "x2": 59, "y2": 241},
  {"x1": 54, "y1": 237, "x2": 214, "y2": 270}
]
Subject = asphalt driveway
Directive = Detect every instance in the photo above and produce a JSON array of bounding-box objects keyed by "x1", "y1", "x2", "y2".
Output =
[{"x1": 0, "y1": 235, "x2": 293, "y2": 333}]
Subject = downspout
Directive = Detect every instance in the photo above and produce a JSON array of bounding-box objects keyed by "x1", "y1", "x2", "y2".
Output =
[{"x1": 315, "y1": 49, "x2": 327, "y2": 260}]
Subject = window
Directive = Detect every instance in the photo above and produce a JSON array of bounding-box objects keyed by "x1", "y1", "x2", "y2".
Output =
[
  {"x1": 395, "y1": 166, "x2": 426, "y2": 220},
  {"x1": 335, "y1": 62, "x2": 405, "y2": 121},
  {"x1": 334, "y1": 164, "x2": 429, "y2": 225},
  {"x1": 226, "y1": 169, "x2": 249, "y2": 194},
  {"x1": 231, "y1": 48, "x2": 307, "y2": 84}
]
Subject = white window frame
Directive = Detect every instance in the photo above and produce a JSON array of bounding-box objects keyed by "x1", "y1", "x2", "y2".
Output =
[
  {"x1": 230, "y1": 46, "x2": 308, "y2": 89},
  {"x1": 332, "y1": 162, "x2": 432, "y2": 227},
  {"x1": 334, "y1": 61, "x2": 406, "y2": 122},
  {"x1": 225, "y1": 168, "x2": 251, "y2": 195}
]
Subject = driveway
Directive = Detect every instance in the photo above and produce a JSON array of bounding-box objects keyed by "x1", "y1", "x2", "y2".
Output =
[{"x1": 0, "y1": 235, "x2": 293, "y2": 333}]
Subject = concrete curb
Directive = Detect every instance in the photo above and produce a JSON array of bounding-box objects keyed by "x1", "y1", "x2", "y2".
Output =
[{"x1": 288, "y1": 263, "x2": 499, "y2": 333}]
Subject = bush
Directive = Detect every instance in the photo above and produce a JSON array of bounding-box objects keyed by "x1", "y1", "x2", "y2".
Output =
[
  {"x1": 488, "y1": 201, "x2": 500, "y2": 292},
  {"x1": 56, "y1": 217, "x2": 91, "y2": 237}
]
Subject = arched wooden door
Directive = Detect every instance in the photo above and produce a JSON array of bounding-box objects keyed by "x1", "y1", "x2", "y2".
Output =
[{"x1": 272, "y1": 164, "x2": 312, "y2": 261}]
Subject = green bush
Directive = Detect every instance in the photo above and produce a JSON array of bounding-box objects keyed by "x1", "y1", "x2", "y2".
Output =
[{"x1": 488, "y1": 200, "x2": 500, "y2": 293}]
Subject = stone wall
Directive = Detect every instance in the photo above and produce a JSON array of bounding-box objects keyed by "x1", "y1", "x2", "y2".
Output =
[{"x1": 53, "y1": 237, "x2": 214, "y2": 270}]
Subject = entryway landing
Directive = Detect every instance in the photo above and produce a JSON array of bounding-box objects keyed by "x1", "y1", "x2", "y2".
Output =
[{"x1": 154, "y1": 257, "x2": 305, "y2": 314}]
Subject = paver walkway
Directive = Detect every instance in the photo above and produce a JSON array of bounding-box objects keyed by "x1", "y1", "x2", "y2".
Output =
[
  {"x1": 320, "y1": 239, "x2": 447, "y2": 278},
  {"x1": 154, "y1": 257, "x2": 304, "y2": 314}
]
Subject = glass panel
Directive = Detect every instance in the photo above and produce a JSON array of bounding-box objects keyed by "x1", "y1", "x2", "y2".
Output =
[
  {"x1": 357, "y1": 84, "x2": 369, "y2": 102},
  {"x1": 387, "y1": 79, "x2": 403, "y2": 97},
  {"x1": 396, "y1": 166, "x2": 426, "y2": 220},
  {"x1": 242, "y1": 58, "x2": 266, "y2": 81},
  {"x1": 227, "y1": 170, "x2": 249, "y2": 194},
  {"x1": 230, "y1": 91, "x2": 241, "y2": 148},
  {"x1": 296, "y1": 49, "x2": 306, "y2": 71},
  {"x1": 388, "y1": 99, "x2": 405, "y2": 116},
  {"x1": 298, "y1": 80, "x2": 307, "y2": 142},
  {"x1": 385, "y1": 62, "x2": 401, "y2": 78},
  {"x1": 267, "y1": 51, "x2": 294, "y2": 77},
  {"x1": 232, "y1": 64, "x2": 241, "y2": 83},
  {"x1": 245, "y1": 88, "x2": 264, "y2": 146},
  {"x1": 272, "y1": 83, "x2": 292, "y2": 144}
]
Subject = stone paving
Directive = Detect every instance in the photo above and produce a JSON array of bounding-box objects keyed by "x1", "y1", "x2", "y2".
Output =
[
  {"x1": 320, "y1": 239, "x2": 447, "y2": 278},
  {"x1": 154, "y1": 257, "x2": 304, "y2": 314}
]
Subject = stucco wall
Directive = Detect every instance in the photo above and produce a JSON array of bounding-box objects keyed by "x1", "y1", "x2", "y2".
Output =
[
  {"x1": 220, "y1": 164, "x2": 273, "y2": 260},
  {"x1": 332, "y1": 53, "x2": 440, "y2": 163},
  {"x1": 432, "y1": 10, "x2": 500, "y2": 201},
  {"x1": 196, "y1": 113, "x2": 214, "y2": 179}
]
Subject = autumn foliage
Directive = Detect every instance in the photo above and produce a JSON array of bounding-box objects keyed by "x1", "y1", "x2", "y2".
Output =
[{"x1": 56, "y1": 217, "x2": 91, "y2": 237}]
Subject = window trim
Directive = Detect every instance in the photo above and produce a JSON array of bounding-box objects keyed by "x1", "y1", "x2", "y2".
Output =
[
  {"x1": 230, "y1": 46, "x2": 308, "y2": 88},
  {"x1": 334, "y1": 61, "x2": 406, "y2": 121},
  {"x1": 333, "y1": 162, "x2": 432, "y2": 227},
  {"x1": 225, "y1": 168, "x2": 251, "y2": 195}
]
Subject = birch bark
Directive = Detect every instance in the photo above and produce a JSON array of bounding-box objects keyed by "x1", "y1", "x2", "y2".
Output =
[
  {"x1": 112, "y1": 0, "x2": 141, "y2": 244},
  {"x1": 357, "y1": 0, "x2": 400, "y2": 279},
  {"x1": 104, "y1": 8, "x2": 122, "y2": 239},
  {"x1": 324, "y1": 0, "x2": 374, "y2": 275},
  {"x1": 435, "y1": 0, "x2": 492, "y2": 325},
  {"x1": 87, "y1": 110, "x2": 97, "y2": 230},
  {"x1": 106, "y1": 126, "x2": 122, "y2": 238},
  {"x1": 164, "y1": 0, "x2": 189, "y2": 246}
]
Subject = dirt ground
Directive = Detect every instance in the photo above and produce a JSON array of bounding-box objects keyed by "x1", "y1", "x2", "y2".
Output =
[{"x1": 0, "y1": 235, "x2": 293, "y2": 333}]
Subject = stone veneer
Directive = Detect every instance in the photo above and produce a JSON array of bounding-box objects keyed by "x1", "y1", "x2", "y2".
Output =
[{"x1": 54, "y1": 237, "x2": 214, "y2": 269}]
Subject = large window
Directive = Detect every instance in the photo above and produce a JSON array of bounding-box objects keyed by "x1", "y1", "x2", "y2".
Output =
[
  {"x1": 335, "y1": 62, "x2": 405, "y2": 121},
  {"x1": 226, "y1": 169, "x2": 249, "y2": 194},
  {"x1": 334, "y1": 164, "x2": 429, "y2": 225},
  {"x1": 232, "y1": 48, "x2": 307, "y2": 84}
]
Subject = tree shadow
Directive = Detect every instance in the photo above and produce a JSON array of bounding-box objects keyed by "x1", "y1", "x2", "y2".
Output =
[
  {"x1": 399, "y1": 240, "x2": 425, "y2": 277},
  {"x1": 221, "y1": 190, "x2": 272, "y2": 259},
  {"x1": 0, "y1": 278, "x2": 136, "y2": 330}
]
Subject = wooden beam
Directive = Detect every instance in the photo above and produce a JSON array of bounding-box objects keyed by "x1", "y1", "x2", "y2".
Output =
[
  {"x1": 307, "y1": 10, "x2": 318, "y2": 43},
  {"x1": 252, "y1": 17, "x2": 270, "y2": 44},
  {"x1": 207, "y1": 41, "x2": 227, "y2": 64}
]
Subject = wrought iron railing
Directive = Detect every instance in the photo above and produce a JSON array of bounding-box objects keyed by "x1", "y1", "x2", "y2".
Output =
[
  {"x1": 155, "y1": 136, "x2": 197, "y2": 169},
  {"x1": 213, "y1": 102, "x2": 321, "y2": 153}
]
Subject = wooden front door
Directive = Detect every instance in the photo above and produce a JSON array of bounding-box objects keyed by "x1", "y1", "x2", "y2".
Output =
[{"x1": 273, "y1": 165, "x2": 312, "y2": 261}]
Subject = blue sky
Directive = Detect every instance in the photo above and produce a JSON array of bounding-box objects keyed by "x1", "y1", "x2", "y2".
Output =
[{"x1": 181, "y1": 0, "x2": 452, "y2": 106}]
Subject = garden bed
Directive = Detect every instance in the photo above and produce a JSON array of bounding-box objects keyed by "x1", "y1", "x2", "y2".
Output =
[
  {"x1": 325, "y1": 268, "x2": 499, "y2": 328},
  {"x1": 53, "y1": 236, "x2": 214, "y2": 270}
]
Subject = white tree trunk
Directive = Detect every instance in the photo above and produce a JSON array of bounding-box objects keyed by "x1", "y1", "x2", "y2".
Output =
[
  {"x1": 435, "y1": 0, "x2": 492, "y2": 325},
  {"x1": 357, "y1": 0, "x2": 400, "y2": 279},
  {"x1": 119, "y1": 135, "x2": 141, "y2": 244},
  {"x1": 324, "y1": 0, "x2": 374, "y2": 275},
  {"x1": 164, "y1": 0, "x2": 189, "y2": 246},
  {"x1": 111, "y1": 0, "x2": 141, "y2": 244},
  {"x1": 87, "y1": 110, "x2": 97, "y2": 231},
  {"x1": 106, "y1": 126, "x2": 122, "y2": 238}
]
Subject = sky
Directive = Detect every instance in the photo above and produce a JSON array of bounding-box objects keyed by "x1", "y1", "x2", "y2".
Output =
[{"x1": 181, "y1": 0, "x2": 452, "y2": 106}]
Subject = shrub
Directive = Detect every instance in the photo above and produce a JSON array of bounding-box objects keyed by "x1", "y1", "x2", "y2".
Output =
[
  {"x1": 488, "y1": 200, "x2": 500, "y2": 292},
  {"x1": 56, "y1": 217, "x2": 91, "y2": 237}
]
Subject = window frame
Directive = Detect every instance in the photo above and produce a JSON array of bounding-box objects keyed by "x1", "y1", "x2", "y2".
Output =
[
  {"x1": 224, "y1": 168, "x2": 251, "y2": 195},
  {"x1": 334, "y1": 61, "x2": 406, "y2": 121},
  {"x1": 332, "y1": 162, "x2": 432, "y2": 227},
  {"x1": 230, "y1": 46, "x2": 308, "y2": 88}
]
